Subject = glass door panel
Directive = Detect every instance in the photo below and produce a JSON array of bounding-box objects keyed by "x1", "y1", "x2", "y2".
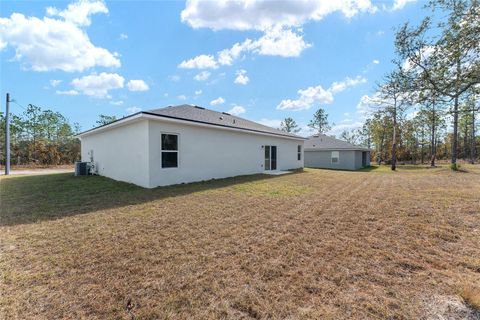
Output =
[
  {"x1": 264, "y1": 146, "x2": 270, "y2": 170},
  {"x1": 271, "y1": 146, "x2": 277, "y2": 170}
]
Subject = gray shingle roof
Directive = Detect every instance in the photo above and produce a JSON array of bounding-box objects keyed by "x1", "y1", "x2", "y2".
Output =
[
  {"x1": 304, "y1": 134, "x2": 370, "y2": 151},
  {"x1": 144, "y1": 104, "x2": 303, "y2": 139}
]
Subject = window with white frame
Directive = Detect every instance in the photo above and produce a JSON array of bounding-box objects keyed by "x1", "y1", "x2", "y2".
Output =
[
  {"x1": 331, "y1": 151, "x2": 339, "y2": 164},
  {"x1": 161, "y1": 133, "x2": 178, "y2": 168},
  {"x1": 297, "y1": 145, "x2": 302, "y2": 160}
]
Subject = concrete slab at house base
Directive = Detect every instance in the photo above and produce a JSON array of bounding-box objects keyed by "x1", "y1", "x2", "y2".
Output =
[{"x1": 263, "y1": 170, "x2": 292, "y2": 175}]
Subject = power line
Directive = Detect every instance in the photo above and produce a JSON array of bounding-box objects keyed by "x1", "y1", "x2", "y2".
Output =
[{"x1": 11, "y1": 100, "x2": 27, "y2": 111}]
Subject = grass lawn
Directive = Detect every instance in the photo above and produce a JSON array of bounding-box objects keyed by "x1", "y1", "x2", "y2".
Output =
[{"x1": 1, "y1": 166, "x2": 480, "y2": 319}]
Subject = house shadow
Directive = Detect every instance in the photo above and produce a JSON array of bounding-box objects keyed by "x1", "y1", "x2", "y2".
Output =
[{"x1": 0, "y1": 170, "x2": 305, "y2": 227}]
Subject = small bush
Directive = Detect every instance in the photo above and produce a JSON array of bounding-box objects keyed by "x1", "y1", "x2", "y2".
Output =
[{"x1": 450, "y1": 163, "x2": 461, "y2": 171}]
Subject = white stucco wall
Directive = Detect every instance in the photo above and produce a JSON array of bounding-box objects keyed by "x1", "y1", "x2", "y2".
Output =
[
  {"x1": 147, "y1": 119, "x2": 304, "y2": 187},
  {"x1": 80, "y1": 120, "x2": 150, "y2": 187},
  {"x1": 80, "y1": 117, "x2": 304, "y2": 188}
]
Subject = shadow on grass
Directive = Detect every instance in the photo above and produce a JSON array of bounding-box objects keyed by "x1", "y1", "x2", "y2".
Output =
[
  {"x1": 0, "y1": 171, "x2": 304, "y2": 227},
  {"x1": 306, "y1": 166, "x2": 377, "y2": 172},
  {"x1": 359, "y1": 164, "x2": 452, "y2": 173},
  {"x1": 358, "y1": 165, "x2": 382, "y2": 172}
]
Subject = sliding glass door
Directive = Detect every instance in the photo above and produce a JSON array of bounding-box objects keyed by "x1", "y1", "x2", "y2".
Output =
[{"x1": 264, "y1": 145, "x2": 277, "y2": 171}]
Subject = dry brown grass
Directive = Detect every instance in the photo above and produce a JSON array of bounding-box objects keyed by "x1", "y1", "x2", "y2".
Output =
[
  {"x1": 1, "y1": 165, "x2": 480, "y2": 319},
  {"x1": 460, "y1": 285, "x2": 480, "y2": 311}
]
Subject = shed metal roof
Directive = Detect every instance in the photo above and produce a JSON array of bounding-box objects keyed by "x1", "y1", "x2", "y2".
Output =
[{"x1": 304, "y1": 134, "x2": 370, "y2": 151}]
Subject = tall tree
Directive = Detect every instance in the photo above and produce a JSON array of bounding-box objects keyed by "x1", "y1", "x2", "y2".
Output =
[
  {"x1": 96, "y1": 115, "x2": 117, "y2": 126},
  {"x1": 395, "y1": 0, "x2": 480, "y2": 169},
  {"x1": 358, "y1": 119, "x2": 373, "y2": 149},
  {"x1": 308, "y1": 107, "x2": 331, "y2": 134},
  {"x1": 280, "y1": 117, "x2": 301, "y2": 133},
  {"x1": 366, "y1": 111, "x2": 392, "y2": 165},
  {"x1": 1, "y1": 105, "x2": 80, "y2": 165},
  {"x1": 376, "y1": 68, "x2": 411, "y2": 170},
  {"x1": 416, "y1": 90, "x2": 446, "y2": 166},
  {"x1": 23, "y1": 104, "x2": 42, "y2": 162},
  {"x1": 463, "y1": 92, "x2": 479, "y2": 163},
  {"x1": 340, "y1": 130, "x2": 359, "y2": 145}
]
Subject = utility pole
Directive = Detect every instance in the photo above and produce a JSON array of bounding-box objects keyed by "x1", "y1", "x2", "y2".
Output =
[{"x1": 5, "y1": 93, "x2": 10, "y2": 175}]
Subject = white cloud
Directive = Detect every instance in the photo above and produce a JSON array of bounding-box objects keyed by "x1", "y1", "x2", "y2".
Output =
[
  {"x1": 178, "y1": 0, "x2": 418, "y2": 70},
  {"x1": 234, "y1": 69, "x2": 249, "y2": 85},
  {"x1": 50, "y1": 79, "x2": 62, "y2": 87},
  {"x1": 194, "y1": 71, "x2": 211, "y2": 81},
  {"x1": 327, "y1": 121, "x2": 364, "y2": 136},
  {"x1": 0, "y1": 2, "x2": 120, "y2": 72},
  {"x1": 277, "y1": 85, "x2": 333, "y2": 111},
  {"x1": 126, "y1": 106, "x2": 142, "y2": 114},
  {"x1": 127, "y1": 79, "x2": 149, "y2": 92},
  {"x1": 110, "y1": 100, "x2": 124, "y2": 106},
  {"x1": 356, "y1": 94, "x2": 380, "y2": 118},
  {"x1": 218, "y1": 41, "x2": 249, "y2": 65},
  {"x1": 179, "y1": 26, "x2": 311, "y2": 69},
  {"x1": 195, "y1": 89, "x2": 202, "y2": 95},
  {"x1": 253, "y1": 26, "x2": 311, "y2": 57},
  {"x1": 56, "y1": 89, "x2": 79, "y2": 96},
  {"x1": 277, "y1": 76, "x2": 367, "y2": 111},
  {"x1": 210, "y1": 97, "x2": 225, "y2": 106},
  {"x1": 373, "y1": 59, "x2": 380, "y2": 64},
  {"x1": 119, "y1": 33, "x2": 128, "y2": 40},
  {"x1": 177, "y1": 94, "x2": 187, "y2": 100},
  {"x1": 257, "y1": 118, "x2": 281, "y2": 128},
  {"x1": 376, "y1": 30, "x2": 385, "y2": 36},
  {"x1": 392, "y1": 0, "x2": 417, "y2": 11},
  {"x1": 228, "y1": 105, "x2": 246, "y2": 116},
  {"x1": 329, "y1": 76, "x2": 367, "y2": 94},
  {"x1": 181, "y1": 0, "x2": 377, "y2": 31},
  {"x1": 71, "y1": 72, "x2": 125, "y2": 98},
  {"x1": 178, "y1": 54, "x2": 218, "y2": 69},
  {"x1": 46, "y1": 0, "x2": 108, "y2": 27}
]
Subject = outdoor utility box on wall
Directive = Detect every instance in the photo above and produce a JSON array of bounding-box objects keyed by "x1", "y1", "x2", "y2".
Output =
[{"x1": 75, "y1": 161, "x2": 89, "y2": 176}]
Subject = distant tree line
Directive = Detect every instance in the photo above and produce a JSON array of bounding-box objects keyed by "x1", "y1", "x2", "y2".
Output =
[
  {"x1": 280, "y1": 0, "x2": 479, "y2": 170},
  {"x1": 362, "y1": 0, "x2": 479, "y2": 170},
  {"x1": 0, "y1": 104, "x2": 81, "y2": 166}
]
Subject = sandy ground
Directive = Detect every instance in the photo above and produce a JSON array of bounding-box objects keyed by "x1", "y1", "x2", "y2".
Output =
[{"x1": 0, "y1": 168, "x2": 74, "y2": 176}]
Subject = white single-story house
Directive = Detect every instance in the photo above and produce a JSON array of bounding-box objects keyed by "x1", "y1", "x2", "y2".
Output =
[
  {"x1": 78, "y1": 104, "x2": 305, "y2": 188},
  {"x1": 304, "y1": 134, "x2": 371, "y2": 170}
]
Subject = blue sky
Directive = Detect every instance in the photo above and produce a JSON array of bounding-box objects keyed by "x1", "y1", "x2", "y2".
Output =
[{"x1": 0, "y1": 0, "x2": 425, "y2": 136}]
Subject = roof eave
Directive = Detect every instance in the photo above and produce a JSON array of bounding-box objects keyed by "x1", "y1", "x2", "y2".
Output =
[
  {"x1": 77, "y1": 111, "x2": 306, "y2": 141},
  {"x1": 75, "y1": 112, "x2": 143, "y2": 138}
]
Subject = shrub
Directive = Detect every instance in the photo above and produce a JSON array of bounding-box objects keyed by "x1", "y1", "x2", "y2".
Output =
[{"x1": 450, "y1": 163, "x2": 461, "y2": 171}]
